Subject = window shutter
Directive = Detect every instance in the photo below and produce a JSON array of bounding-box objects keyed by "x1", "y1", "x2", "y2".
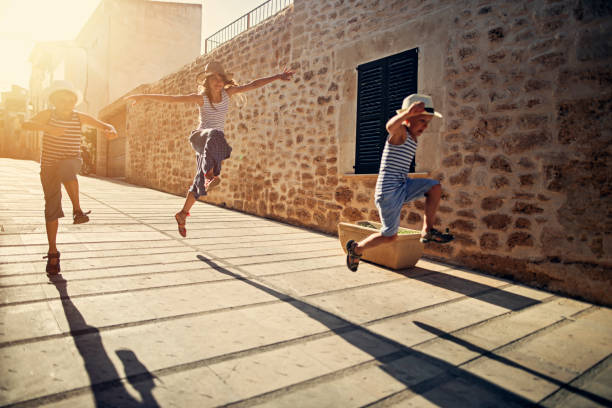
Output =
[
  {"x1": 355, "y1": 48, "x2": 418, "y2": 174},
  {"x1": 355, "y1": 62, "x2": 387, "y2": 174}
]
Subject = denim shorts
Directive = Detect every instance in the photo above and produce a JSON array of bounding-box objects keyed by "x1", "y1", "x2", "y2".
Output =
[
  {"x1": 40, "y1": 158, "x2": 82, "y2": 222},
  {"x1": 375, "y1": 177, "x2": 440, "y2": 236}
]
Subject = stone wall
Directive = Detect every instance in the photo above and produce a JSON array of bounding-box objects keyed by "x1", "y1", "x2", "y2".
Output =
[{"x1": 121, "y1": 0, "x2": 611, "y2": 305}]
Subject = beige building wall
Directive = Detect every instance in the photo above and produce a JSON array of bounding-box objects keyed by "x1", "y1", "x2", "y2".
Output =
[
  {"x1": 72, "y1": 0, "x2": 202, "y2": 117},
  {"x1": 117, "y1": 0, "x2": 611, "y2": 305},
  {"x1": 68, "y1": 0, "x2": 202, "y2": 175}
]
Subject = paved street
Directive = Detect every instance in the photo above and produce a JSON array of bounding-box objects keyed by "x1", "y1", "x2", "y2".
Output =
[{"x1": 1, "y1": 157, "x2": 611, "y2": 407}]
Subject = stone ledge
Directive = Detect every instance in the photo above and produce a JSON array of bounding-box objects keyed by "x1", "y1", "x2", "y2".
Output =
[{"x1": 343, "y1": 172, "x2": 431, "y2": 180}]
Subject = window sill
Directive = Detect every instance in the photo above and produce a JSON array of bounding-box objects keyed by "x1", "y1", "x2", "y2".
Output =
[{"x1": 343, "y1": 172, "x2": 431, "y2": 179}]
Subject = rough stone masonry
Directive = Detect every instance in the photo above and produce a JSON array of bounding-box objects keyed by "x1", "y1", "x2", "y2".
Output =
[{"x1": 107, "y1": 0, "x2": 611, "y2": 305}]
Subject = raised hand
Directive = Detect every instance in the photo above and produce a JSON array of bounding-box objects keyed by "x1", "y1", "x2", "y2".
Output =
[
  {"x1": 406, "y1": 101, "x2": 426, "y2": 117},
  {"x1": 278, "y1": 68, "x2": 295, "y2": 81}
]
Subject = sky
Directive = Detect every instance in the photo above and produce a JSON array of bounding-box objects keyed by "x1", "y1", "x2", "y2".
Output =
[{"x1": 0, "y1": 0, "x2": 266, "y2": 93}]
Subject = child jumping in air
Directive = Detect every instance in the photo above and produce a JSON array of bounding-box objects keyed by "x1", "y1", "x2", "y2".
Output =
[
  {"x1": 345, "y1": 94, "x2": 454, "y2": 272},
  {"x1": 126, "y1": 61, "x2": 294, "y2": 237},
  {"x1": 22, "y1": 80, "x2": 118, "y2": 274}
]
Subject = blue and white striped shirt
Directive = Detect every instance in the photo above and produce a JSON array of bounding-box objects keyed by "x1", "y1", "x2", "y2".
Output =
[
  {"x1": 375, "y1": 127, "x2": 417, "y2": 198},
  {"x1": 198, "y1": 89, "x2": 229, "y2": 132}
]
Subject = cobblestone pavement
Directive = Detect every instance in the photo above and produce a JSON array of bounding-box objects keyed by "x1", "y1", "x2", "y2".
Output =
[{"x1": 1, "y1": 158, "x2": 611, "y2": 407}]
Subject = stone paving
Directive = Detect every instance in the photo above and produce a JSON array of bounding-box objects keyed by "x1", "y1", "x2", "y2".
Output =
[{"x1": 0, "y1": 158, "x2": 611, "y2": 408}]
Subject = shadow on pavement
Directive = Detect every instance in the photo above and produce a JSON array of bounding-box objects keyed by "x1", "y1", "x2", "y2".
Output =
[
  {"x1": 50, "y1": 275, "x2": 160, "y2": 408},
  {"x1": 414, "y1": 321, "x2": 611, "y2": 407},
  {"x1": 408, "y1": 268, "x2": 541, "y2": 311},
  {"x1": 197, "y1": 255, "x2": 543, "y2": 407}
]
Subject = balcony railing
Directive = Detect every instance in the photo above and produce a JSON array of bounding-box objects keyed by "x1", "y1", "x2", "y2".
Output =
[{"x1": 204, "y1": 0, "x2": 293, "y2": 54}]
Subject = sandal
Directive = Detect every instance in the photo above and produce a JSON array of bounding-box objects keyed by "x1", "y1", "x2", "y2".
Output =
[
  {"x1": 174, "y1": 210, "x2": 189, "y2": 237},
  {"x1": 43, "y1": 251, "x2": 61, "y2": 275},
  {"x1": 73, "y1": 210, "x2": 91, "y2": 224},
  {"x1": 420, "y1": 228, "x2": 454, "y2": 244},
  {"x1": 205, "y1": 176, "x2": 220, "y2": 192},
  {"x1": 345, "y1": 239, "x2": 362, "y2": 272}
]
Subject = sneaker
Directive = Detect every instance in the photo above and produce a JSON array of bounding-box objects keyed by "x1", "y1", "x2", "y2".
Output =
[{"x1": 420, "y1": 228, "x2": 454, "y2": 244}]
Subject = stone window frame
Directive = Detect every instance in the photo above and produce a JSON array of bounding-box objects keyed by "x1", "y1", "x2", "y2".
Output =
[
  {"x1": 336, "y1": 21, "x2": 446, "y2": 179},
  {"x1": 354, "y1": 48, "x2": 418, "y2": 174}
]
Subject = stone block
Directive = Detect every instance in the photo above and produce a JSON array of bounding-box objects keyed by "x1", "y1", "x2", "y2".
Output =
[
  {"x1": 481, "y1": 196, "x2": 504, "y2": 211},
  {"x1": 480, "y1": 233, "x2": 500, "y2": 250},
  {"x1": 507, "y1": 232, "x2": 534, "y2": 248},
  {"x1": 490, "y1": 155, "x2": 512, "y2": 173},
  {"x1": 338, "y1": 221, "x2": 423, "y2": 270},
  {"x1": 482, "y1": 214, "x2": 512, "y2": 230}
]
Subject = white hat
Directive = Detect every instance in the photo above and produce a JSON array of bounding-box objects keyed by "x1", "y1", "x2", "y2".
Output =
[
  {"x1": 397, "y1": 93, "x2": 443, "y2": 118},
  {"x1": 43, "y1": 80, "x2": 82, "y2": 105}
]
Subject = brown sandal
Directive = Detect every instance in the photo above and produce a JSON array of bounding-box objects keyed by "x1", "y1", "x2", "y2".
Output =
[
  {"x1": 174, "y1": 210, "x2": 189, "y2": 237},
  {"x1": 73, "y1": 210, "x2": 91, "y2": 224},
  {"x1": 43, "y1": 251, "x2": 61, "y2": 275}
]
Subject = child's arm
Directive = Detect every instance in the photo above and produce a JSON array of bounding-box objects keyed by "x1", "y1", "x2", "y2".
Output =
[
  {"x1": 21, "y1": 110, "x2": 66, "y2": 136},
  {"x1": 77, "y1": 112, "x2": 118, "y2": 140},
  {"x1": 227, "y1": 69, "x2": 294, "y2": 96},
  {"x1": 125, "y1": 93, "x2": 202, "y2": 106},
  {"x1": 386, "y1": 101, "x2": 425, "y2": 145}
]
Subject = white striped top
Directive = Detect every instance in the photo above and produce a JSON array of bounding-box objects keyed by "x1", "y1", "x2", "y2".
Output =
[
  {"x1": 41, "y1": 111, "x2": 82, "y2": 167},
  {"x1": 198, "y1": 89, "x2": 229, "y2": 131},
  {"x1": 375, "y1": 127, "x2": 417, "y2": 198}
]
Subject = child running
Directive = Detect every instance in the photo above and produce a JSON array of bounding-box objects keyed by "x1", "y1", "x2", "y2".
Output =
[
  {"x1": 22, "y1": 80, "x2": 118, "y2": 274},
  {"x1": 345, "y1": 94, "x2": 454, "y2": 272},
  {"x1": 126, "y1": 61, "x2": 294, "y2": 237}
]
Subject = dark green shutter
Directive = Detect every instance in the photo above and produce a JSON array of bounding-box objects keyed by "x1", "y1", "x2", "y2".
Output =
[{"x1": 355, "y1": 48, "x2": 418, "y2": 174}]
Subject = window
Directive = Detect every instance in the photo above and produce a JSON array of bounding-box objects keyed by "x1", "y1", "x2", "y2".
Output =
[{"x1": 354, "y1": 48, "x2": 418, "y2": 174}]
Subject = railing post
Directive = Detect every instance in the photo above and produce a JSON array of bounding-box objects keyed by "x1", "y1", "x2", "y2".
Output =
[{"x1": 247, "y1": 13, "x2": 250, "y2": 29}]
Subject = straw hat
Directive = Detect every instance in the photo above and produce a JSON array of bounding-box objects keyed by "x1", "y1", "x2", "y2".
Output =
[
  {"x1": 196, "y1": 61, "x2": 233, "y2": 83},
  {"x1": 396, "y1": 94, "x2": 443, "y2": 118},
  {"x1": 43, "y1": 80, "x2": 82, "y2": 105}
]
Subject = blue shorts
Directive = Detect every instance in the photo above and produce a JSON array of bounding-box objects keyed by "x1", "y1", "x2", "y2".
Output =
[{"x1": 375, "y1": 178, "x2": 440, "y2": 236}]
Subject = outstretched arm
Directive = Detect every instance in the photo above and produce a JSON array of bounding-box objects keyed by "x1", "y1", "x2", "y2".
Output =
[
  {"x1": 21, "y1": 110, "x2": 51, "y2": 132},
  {"x1": 21, "y1": 110, "x2": 67, "y2": 136},
  {"x1": 78, "y1": 112, "x2": 118, "y2": 140},
  {"x1": 125, "y1": 93, "x2": 203, "y2": 106},
  {"x1": 227, "y1": 69, "x2": 294, "y2": 96}
]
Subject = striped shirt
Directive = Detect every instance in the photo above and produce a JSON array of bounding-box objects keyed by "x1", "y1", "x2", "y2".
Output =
[
  {"x1": 375, "y1": 127, "x2": 417, "y2": 197},
  {"x1": 198, "y1": 89, "x2": 229, "y2": 131},
  {"x1": 41, "y1": 111, "x2": 82, "y2": 167}
]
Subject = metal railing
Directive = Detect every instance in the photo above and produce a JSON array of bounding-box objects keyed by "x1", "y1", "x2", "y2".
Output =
[{"x1": 204, "y1": 0, "x2": 293, "y2": 54}]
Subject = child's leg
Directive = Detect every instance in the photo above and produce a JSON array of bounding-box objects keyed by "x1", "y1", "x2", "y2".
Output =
[
  {"x1": 353, "y1": 232, "x2": 397, "y2": 255},
  {"x1": 182, "y1": 191, "x2": 197, "y2": 213},
  {"x1": 175, "y1": 189, "x2": 198, "y2": 238},
  {"x1": 202, "y1": 129, "x2": 230, "y2": 191},
  {"x1": 422, "y1": 183, "x2": 441, "y2": 234},
  {"x1": 40, "y1": 165, "x2": 64, "y2": 270},
  {"x1": 59, "y1": 159, "x2": 89, "y2": 223},
  {"x1": 63, "y1": 179, "x2": 81, "y2": 213},
  {"x1": 346, "y1": 192, "x2": 402, "y2": 271},
  {"x1": 46, "y1": 219, "x2": 59, "y2": 259},
  {"x1": 419, "y1": 182, "x2": 453, "y2": 243}
]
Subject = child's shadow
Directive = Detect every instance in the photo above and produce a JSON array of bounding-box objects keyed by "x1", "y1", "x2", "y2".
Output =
[{"x1": 50, "y1": 275, "x2": 160, "y2": 407}]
